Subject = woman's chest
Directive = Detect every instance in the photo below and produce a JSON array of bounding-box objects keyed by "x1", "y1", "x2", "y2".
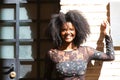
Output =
[
  {"x1": 50, "y1": 50, "x2": 86, "y2": 63},
  {"x1": 49, "y1": 49, "x2": 89, "y2": 76},
  {"x1": 56, "y1": 59, "x2": 88, "y2": 76}
]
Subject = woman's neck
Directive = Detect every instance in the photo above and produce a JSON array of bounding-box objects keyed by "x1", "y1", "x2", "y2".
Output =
[{"x1": 58, "y1": 42, "x2": 77, "y2": 51}]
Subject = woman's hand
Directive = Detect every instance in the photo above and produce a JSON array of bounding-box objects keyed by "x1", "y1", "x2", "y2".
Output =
[{"x1": 101, "y1": 20, "x2": 111, "y2": 36}]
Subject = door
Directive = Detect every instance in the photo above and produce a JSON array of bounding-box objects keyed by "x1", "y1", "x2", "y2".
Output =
[{"x1": 0, "y1": 0, "x2": 60, "y2": 80}]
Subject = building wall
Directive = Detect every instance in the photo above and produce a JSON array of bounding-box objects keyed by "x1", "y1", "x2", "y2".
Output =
[{"x1": 60, "y1": 0, "x2": 120, "y2": 80}]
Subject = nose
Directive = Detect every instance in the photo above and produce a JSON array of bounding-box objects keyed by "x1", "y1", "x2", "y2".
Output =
[{"x1": 66, "y1": 30, "x2": 70, "y2": 34}]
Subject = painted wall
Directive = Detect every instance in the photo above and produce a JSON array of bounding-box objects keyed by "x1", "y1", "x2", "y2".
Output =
[{"x1": 60, "y1": 0, "x2": 120, "y2": 80}]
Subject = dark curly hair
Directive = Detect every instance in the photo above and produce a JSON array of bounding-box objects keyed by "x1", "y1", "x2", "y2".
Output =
[{"x1": 46, "y1": 10, "x2": 90, "y2": 47}]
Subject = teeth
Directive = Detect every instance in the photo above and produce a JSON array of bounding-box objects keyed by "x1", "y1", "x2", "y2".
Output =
[
  {"x1": 66, "y1": 36, "x2": 71, "y2": 38},
  {"x1": 66, "y1": 35, "x2": 71, "y2": 37}
]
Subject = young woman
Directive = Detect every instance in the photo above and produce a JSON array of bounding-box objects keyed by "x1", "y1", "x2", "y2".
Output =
[{"x1": 45, "y1": 10, "x2": 115, "y2": 80}]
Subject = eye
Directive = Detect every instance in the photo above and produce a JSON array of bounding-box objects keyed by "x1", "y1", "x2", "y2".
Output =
[
  {"x1": 61, "y1": 28, "x2": 66, "y2": 31},
  {"x1": 70, "y1": 28, "x2": 74, "y2": 31},
  {"x1": 69, "y1": 27, "x2": 75, "y2": 31}
]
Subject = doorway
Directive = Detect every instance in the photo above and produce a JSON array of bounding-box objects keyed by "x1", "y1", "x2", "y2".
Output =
[{"x1": 0, "y1": 0, "x2": 60, "y2": 80}]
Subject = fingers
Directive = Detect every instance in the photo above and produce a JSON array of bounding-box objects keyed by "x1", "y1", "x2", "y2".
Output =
[
  {"x1": 101, "y1": 20, "x2": 109, "y2": 27},
  {"x1": 101, "y1": 20, "x2": 110, "y2": 35}
]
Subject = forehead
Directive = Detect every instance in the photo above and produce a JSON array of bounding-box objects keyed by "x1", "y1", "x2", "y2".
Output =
[{"x1": 62, "y1": 22, "x2": 74, "y2": 28}]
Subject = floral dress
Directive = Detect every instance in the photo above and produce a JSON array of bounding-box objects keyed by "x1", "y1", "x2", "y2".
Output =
[{"x1": 44, "y1": 35, "x2": 114, "y2": 80}]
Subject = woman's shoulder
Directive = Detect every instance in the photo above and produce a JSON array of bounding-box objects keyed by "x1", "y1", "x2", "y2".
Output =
[
  {"x1": 78, "y1": 46, "x2": 95, "y2": 51},
  {"x1": 48, "y1": 48, "x2": 57, "y2": 55},
  {"x1": 78, "y1": 46, "x2": 92, "y2": 49},
  {"x1": 78, "y1": 46, "x2": 96, "y2": 58}
]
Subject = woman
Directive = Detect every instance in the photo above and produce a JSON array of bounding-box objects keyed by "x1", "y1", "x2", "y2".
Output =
[{"x1": 45, "y1": 10, "x2": 115, "y2": 80}]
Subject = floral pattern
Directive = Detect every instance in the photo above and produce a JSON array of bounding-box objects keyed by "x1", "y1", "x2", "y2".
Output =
[{"x1": 47, "y1": 35, "x2": 114, "y2": 80}]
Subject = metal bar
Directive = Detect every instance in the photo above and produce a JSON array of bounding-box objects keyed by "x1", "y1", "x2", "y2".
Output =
[
  {"x1": 0, "y1": 0, "x2": 17, "y2": 4},
  {"x1": 15, "y1": 1, "x2": 20, "y2": 80}
]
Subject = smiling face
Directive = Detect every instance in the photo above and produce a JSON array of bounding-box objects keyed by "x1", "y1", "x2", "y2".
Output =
[{"x1": 60, "y1": 22, "x2": 76, "y2": 43}]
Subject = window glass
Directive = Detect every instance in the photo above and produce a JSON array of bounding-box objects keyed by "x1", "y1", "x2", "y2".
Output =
[
  {"x1": 0, "y1": 45, "x2": 14, "y2": 59},
  {"x1": 0, "y1": 8, "x2": 14, "y2": 20},
  {"x1": 0, "y1": 27, "x2": 14, "y2": 39}
]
